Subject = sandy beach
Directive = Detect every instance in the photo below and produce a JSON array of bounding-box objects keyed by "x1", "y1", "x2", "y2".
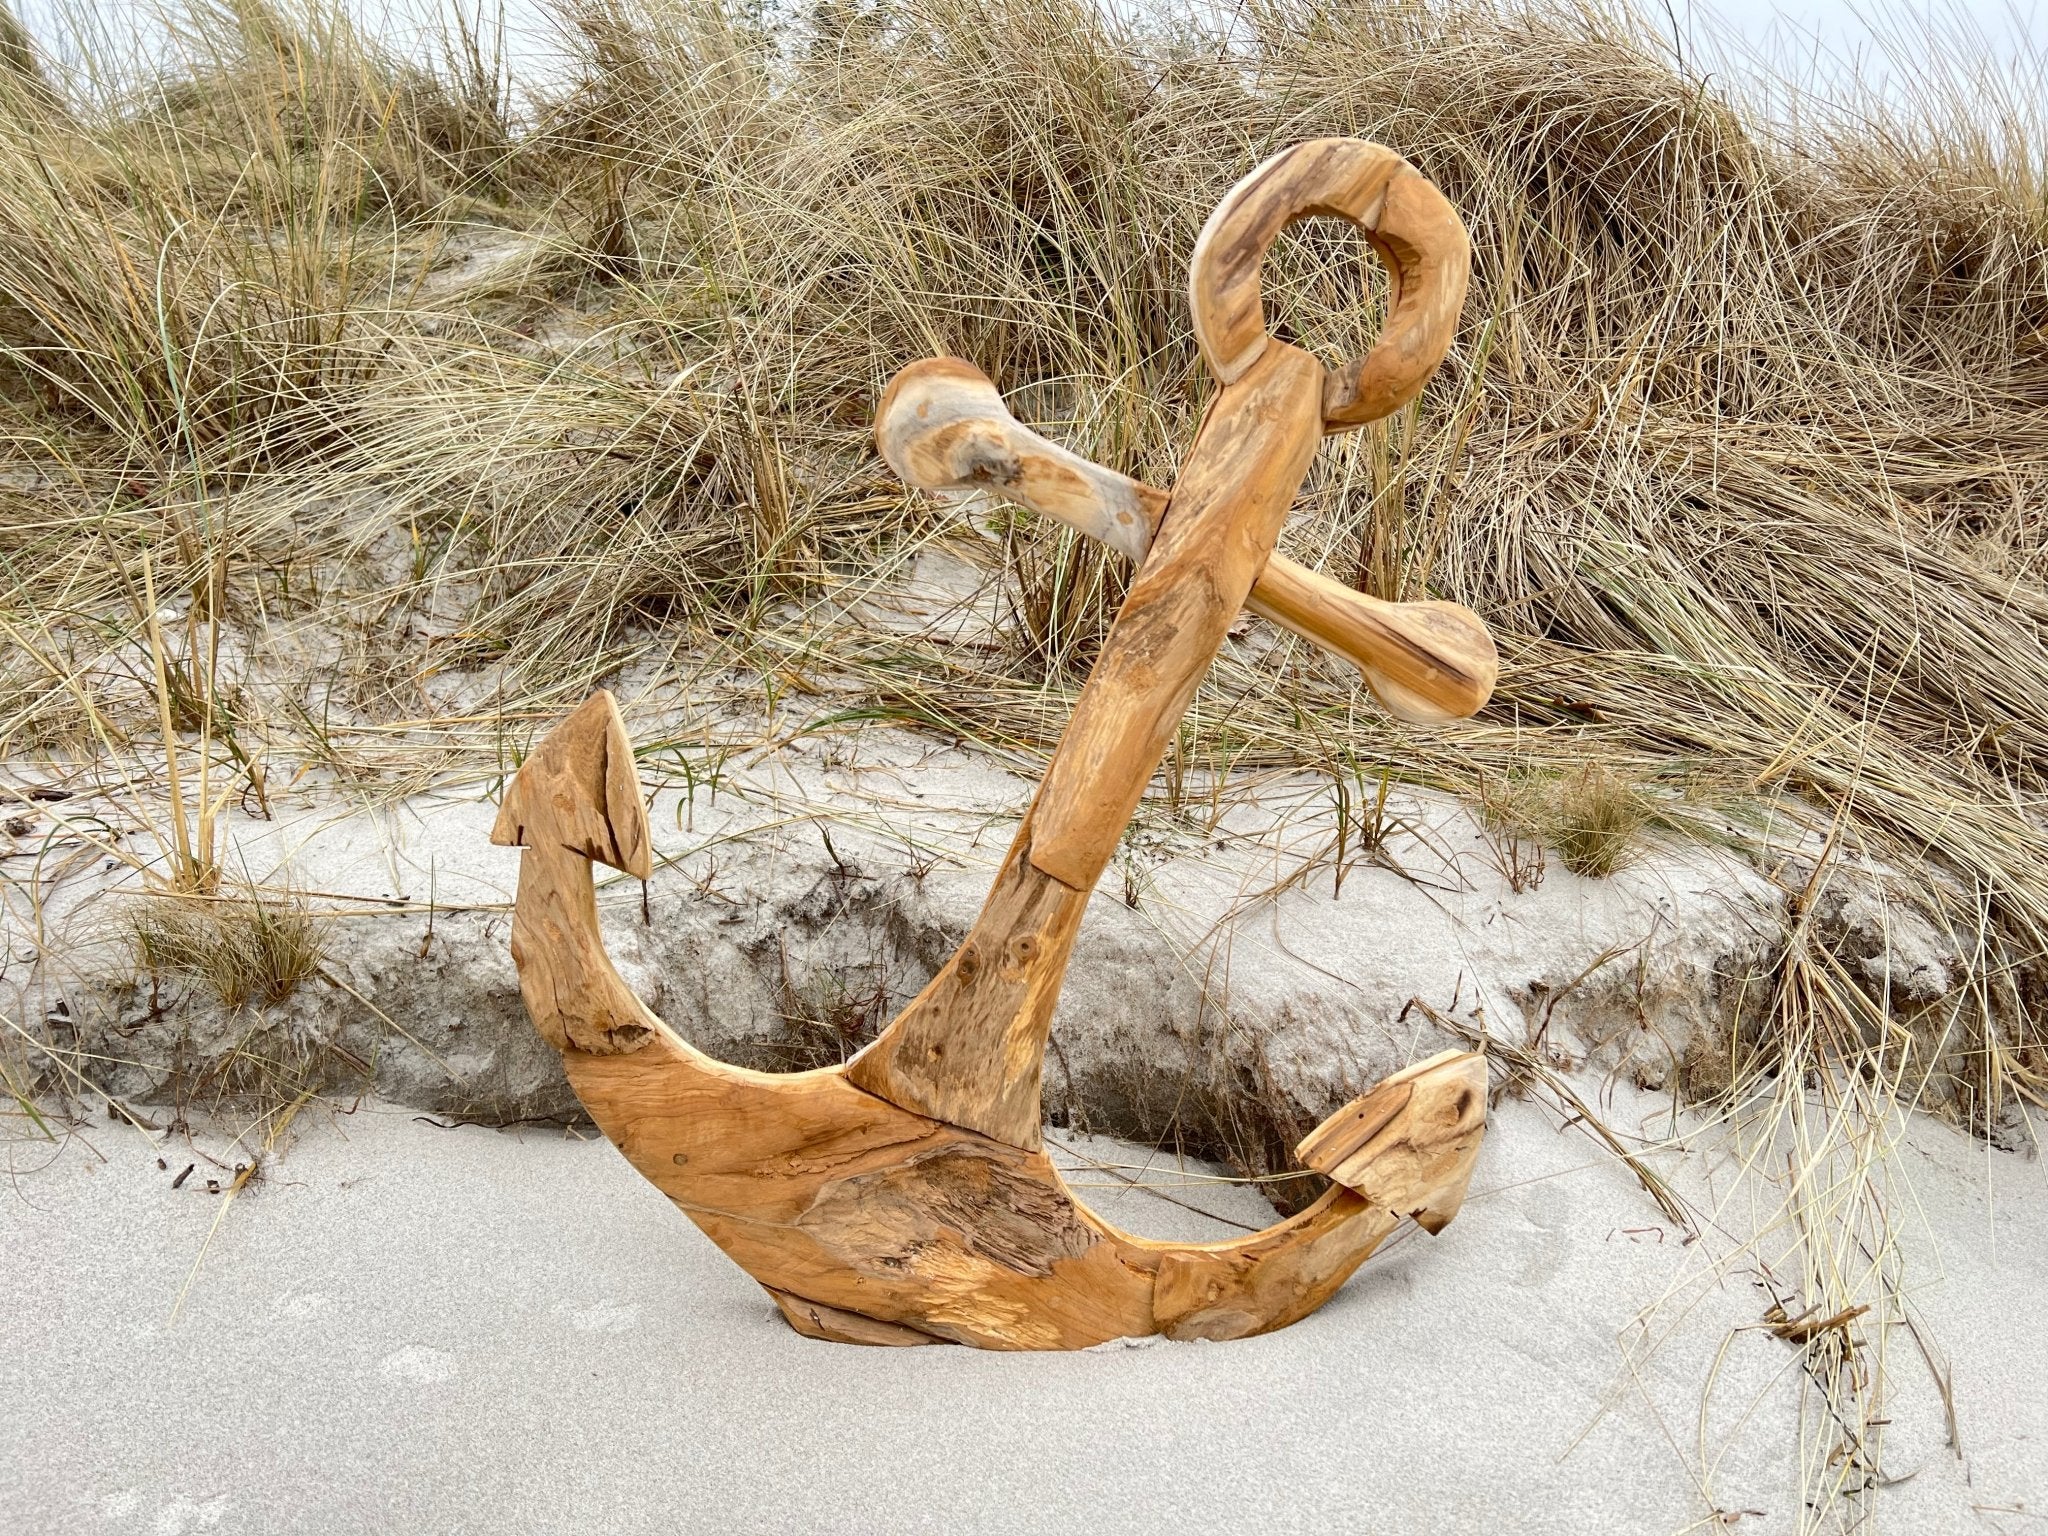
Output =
[{"x1": 5, "y1": 1092, "x2": 2041, "y2": 1535}]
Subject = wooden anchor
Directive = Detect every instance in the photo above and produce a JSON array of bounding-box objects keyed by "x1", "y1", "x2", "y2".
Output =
[{"x1": 493, "y1": 139, "x2": 1497, "y2": 1349}]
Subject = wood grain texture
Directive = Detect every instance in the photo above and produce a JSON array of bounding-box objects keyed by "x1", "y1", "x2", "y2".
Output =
[
  {"x1": 498, "y1": 140, "x2": 1496, "y2": 1352},
  {"x1": 1152, "y1": 1190, "x2": 1399, "y2": 1342},
  {"x1": 843, "y1": 811, "x2": 1085, "y2": 1151},
  {"x1": 1188, "y1": 137, "x2": 1470, "y2": 432},
  {"x1": 876, "y1": 357, "x2": 1164, "y2": 562},
  {"x1": 567, "y1": 1026, "x2": 1158, "y2": 1351},
  {"x1": 496, "y1": 696, "x2": 1490, "y2": 1349},
  {"x1": 489, "y1": 691, "x2": 657, "y2": 1055},
  {"x1": 766, "y1": 1289, "x2": 942, "y2": 1347},
  {"x1": 1245, "y1": 559, "x2": 1498, "y2": 724},
  {"x1": 877, "y1": 357, "x2": 1497, "y2": 722},
  {"x1": 1026, "y1": 341, "x2": 1326, "y2": 891},
  {"x1": 1296, "y1": 1049, "x2": 1488, "y2": 1234}
]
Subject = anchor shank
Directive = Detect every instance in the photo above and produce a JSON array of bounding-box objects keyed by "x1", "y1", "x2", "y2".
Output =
[
  {"x1": 844, "y1": 344, "x2": 1326, "y2": 1150},
  {"x1": 1027, "y1": 342, "x2": 1326, "y2": 890},
  {"x1": 843, "y1": 811, "x2": 1088, "y2": 1149}
]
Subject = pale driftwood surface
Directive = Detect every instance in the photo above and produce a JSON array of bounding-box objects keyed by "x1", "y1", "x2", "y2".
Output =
[
  {"x1": 875, "y1": 357, "x2": 1165, "y2": 563},
  {"x1": 766, "y1": 1289, "x2": 943, "y2": 1347},
  {"x1": 496, "y1": 695, "x2": 1487, "y2": 1349},
  {"x1": 1152, "y1": 1190, "x2": 1399, "y2": 1342},
  {"x1": 1244, "y1": 560, "x2": 1498, "y2": 724},
  {"x1": 863, "y1": 340, "x2": 1336, "y2": 1145},
  {"x1": 843, "y1": 808, "x2": 1085, "y2": 1149},
  {"x1": 876, "y1": 356, "x2": 1498, "y2": 723},
  {"x1": 489, "y1": 693, "x2": 657, "y2": 1056},
  {"x1": 498, "y1": 139, "x2": 1494, "y2": 1351},
  {"x1": 1296, "y1": 1049, "x2": 1489, "y2": 1234},
  {"x1": 1187, "y1": 136, "x2": 1470, "y2": 433}
]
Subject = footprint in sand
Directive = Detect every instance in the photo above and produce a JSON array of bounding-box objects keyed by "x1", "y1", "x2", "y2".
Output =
[
  {"x1": 377, "y1": 1344, "x2": 455, "y2": 1383},
  {"x1": 570, "y1": 1300, "x2": 640, "y2": 1333},
  {"x1": 99, "y1": 1489, "x2": 141, "y2": 1521},
  {"x1": 1510, "y1": 1182, "x2": 1574, "y2": 1289},
  {"x1": 275, "y1": 1291, "x2": 332, "y2": 1320},
  {"x1": 1513, "y1": 1224, "x2": 1571, "y2": 1289},
  {"x1": 148, "y1": 1494, "x2": 229, "y2": 1535}
]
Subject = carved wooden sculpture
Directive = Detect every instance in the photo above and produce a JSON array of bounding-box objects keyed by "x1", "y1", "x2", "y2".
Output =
[{"x1": 494, "y1": 139, "x2": 1498, "y2": 1349}]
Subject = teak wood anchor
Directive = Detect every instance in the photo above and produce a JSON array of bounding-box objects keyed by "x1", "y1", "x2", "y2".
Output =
[{"x1": 494, "y1": 139, "x2": 1500, "y2": 1349}]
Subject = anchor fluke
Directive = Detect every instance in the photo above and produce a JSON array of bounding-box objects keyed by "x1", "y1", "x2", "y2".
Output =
[
  {"x1": 492, "y1": 689, "x2": 658, "y2": 1055},
  {"x1": 490, "y1": 689, "x2": 652, "y2": 879},
  {"x1": 1296, "y1": 1049, "x2": 1488, "y2": 1234}
]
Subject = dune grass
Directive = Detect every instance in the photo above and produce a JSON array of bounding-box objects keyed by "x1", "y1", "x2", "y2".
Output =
[
  {"x1": 1482, "y1": 761, "x2": 1654, "y2": 878},
  {"x1": 2, "y1": 0, "x2": 2040, "y2": 933},
  {"x1": 130, "y1": 881, "x2": 328, "y2": 1009}
]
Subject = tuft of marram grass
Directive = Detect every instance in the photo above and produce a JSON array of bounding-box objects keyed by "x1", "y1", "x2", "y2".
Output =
[
  {"x1": 130, "y1": 885, "x2": 329, "y2": 1010},
  {"x1": 1546, "y1": 764, "x2": 1653, "y2": 878},
  {"x1": 1477, "y1": 762, "x2": 1653, "y2": 879},
  {"x1": 1523, "y1": 761, "x2": 1646, "y2": 876}
]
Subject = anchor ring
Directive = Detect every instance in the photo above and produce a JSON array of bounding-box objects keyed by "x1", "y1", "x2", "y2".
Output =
[{"x1": 1188, "y1": 137, "x2": 1471, "y2": 433}]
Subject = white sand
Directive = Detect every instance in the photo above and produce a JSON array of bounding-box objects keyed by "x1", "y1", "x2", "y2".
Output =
[{"x1": 4, "y1": 1093, "x2": 2042, "y2": 1535}]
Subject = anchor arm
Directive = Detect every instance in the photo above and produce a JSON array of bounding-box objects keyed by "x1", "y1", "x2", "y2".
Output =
[
  {"x1": 1295, "y1": 1048, "x2": 1488, "y2": 1234},
  {"x1": 490, "y1": 690, "x2": 659, "y2": 1055},
  {"x1": 876, "y1": 358, "x2": 1497, "y2": 724},
  {"x1": 495, "y1": 689, "x2": 1486, "y2": 1348},
  {"x1": 1147, "y1": 1050, "x2": 1487, "y2": 1339}
]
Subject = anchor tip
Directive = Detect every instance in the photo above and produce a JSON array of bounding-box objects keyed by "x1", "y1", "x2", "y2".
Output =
[
  {"x1": 1296, "y1": 1049, "x2": 1487, "y2": 1233},
  {"x1": 490, "y1": 690, "x2": 653, "y2": 879}
]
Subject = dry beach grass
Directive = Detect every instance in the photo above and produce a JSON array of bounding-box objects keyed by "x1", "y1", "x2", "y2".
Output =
[
  {"x1": 0, "y1": 0, "x2": 2044, "y2": 1522},
  {"x1": 1, "y1": 0, "x2": 2040, "y2": 1078}
]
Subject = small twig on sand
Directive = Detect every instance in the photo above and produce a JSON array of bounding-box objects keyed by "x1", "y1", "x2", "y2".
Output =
[
  {"x1": 1414, "y1": 997, "x2": 1697, "y2": 1236},
  {"x1": 169, "y1": 1090, "x2": 312, "y2": 1324}
]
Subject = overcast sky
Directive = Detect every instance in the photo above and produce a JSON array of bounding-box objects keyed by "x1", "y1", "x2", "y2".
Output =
[
  {"x1": 1689, "y1": 0, "x2": 2034, "y2": 59},
  {"x1": 12, "y1": 0, "x2": 2044, "y2": 119}
]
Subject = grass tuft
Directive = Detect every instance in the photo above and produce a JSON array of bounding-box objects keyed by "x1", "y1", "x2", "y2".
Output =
[
  {"x1": 1545, "y1": 764, "x2": 1653, "y2": 878},
  {"x1": 130, "y1": 884, "x2": 329, "y2": 1010}
]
